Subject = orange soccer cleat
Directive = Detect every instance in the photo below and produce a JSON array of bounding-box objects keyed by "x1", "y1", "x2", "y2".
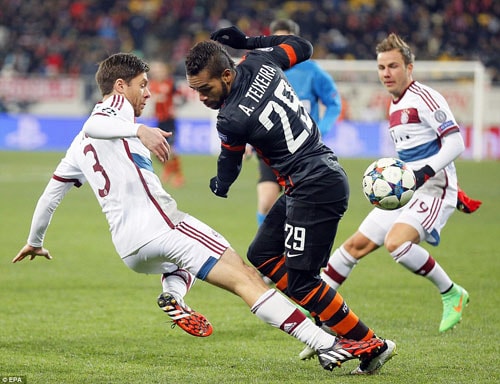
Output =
[
  {"x1": 317, "y1": 337, "x2": 385, "y2": 371},
  {"x1": 157, "y1": 292, "x2": 213, "y2": 337}
]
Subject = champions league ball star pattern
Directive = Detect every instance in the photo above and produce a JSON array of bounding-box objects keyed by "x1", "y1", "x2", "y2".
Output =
[{"x1": 362, "y1": 157, "x2": 416, "y2": 210}]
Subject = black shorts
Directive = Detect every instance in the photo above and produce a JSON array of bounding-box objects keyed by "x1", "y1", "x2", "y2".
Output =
[
  {"x1": 258, "y1": 156, "x2": 280, "y2": 184},
  {"x1": 248, "y1": 161, "x2": 349, "y2": 272},
  {"x1": 158, "y1": 118, "x2": 176, "y2": 145}
]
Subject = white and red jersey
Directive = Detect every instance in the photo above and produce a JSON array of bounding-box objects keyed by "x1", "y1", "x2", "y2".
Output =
[
  {"x1": 388, "y1": 80, "x2": 460, "y2": 167},
  {"x1": 28, "y1": 95, "x2": 185, "y2": 257},
  {"x1": 359, "y1": 81, "x2": 464, "y2": 246}
]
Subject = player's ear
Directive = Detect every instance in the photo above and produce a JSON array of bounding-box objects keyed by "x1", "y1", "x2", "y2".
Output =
[
  {"x1": 114, "y1": 78, "x2": 127, "y2": 94},
  {"x1": 221, "y1": 68, "x2": 233, "y2": 84},
  {"x1": 406, "y1": 63, "x2": 414, "y2": 76}
]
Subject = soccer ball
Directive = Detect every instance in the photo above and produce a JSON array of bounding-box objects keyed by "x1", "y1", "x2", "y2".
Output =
[{"x1": 362, "y1": 157, "x2": 416, "y2": 210}]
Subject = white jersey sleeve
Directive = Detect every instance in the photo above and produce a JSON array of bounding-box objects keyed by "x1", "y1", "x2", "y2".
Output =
[{"x1": 27, "y1": 132, "x2": 87, "y2": 247}]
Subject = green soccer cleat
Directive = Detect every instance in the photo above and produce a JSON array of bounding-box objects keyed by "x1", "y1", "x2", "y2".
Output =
[{"x1": 439, "y1": 284, "x2": 469, "y2": 332}]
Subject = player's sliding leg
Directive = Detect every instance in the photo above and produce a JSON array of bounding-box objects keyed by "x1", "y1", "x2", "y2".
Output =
[
  {"x1": 157, "y1": 292, "x2": 213, "y2": 337},
  {"x1": 160, "y1": 268, "x2": 196, "y2": 306},
  {"x1": 206, "y1": 248, "x2": 386, "y2": 370},
  {"x1": 157, "y1": 269, "x2": 214, "y2": 337}
]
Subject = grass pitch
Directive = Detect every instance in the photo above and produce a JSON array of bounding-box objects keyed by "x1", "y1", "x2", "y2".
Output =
[{"x1": 1, "y1": 151, "x2": 499, "y2": 383}]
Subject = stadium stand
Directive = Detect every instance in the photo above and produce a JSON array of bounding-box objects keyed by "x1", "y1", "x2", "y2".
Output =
[{"x1": 0, "y1": 0, "x2": 498, "y2": 83}]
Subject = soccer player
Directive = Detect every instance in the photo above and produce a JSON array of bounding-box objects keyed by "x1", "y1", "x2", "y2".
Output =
[
  {"x1": 148, "y1": 61, "x2": 185, "y2": 187},
  {"x1": 12, "y1": 52, "x2": 385, "y2": 373},
  {"x1": 186, "y1": 26, "x2": 396, "y2": 374},
  {"x1": 255, "y1": 19, "x2": 342, "y2": 226},
  {"x1": 320, "y1": 33, "x2": 470, "y2": 336}
]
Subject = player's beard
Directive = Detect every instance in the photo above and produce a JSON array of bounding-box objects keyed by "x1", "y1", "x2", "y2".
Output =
[{"x1": 210, "y1": 80, "x2": 229, "y2": 110}]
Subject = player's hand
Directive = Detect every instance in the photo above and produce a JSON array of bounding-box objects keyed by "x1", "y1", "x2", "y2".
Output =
[
  {"x1": 243, "y1": 144, "x2": 254, "y2": 161},
  {"x1": 456, "y1": 187, "x2": 482, "y2": 213},
  {"x1": 210, "y1": 26, "x2": 248, "y2": 49},
  {"x1": 12, "y1": 244, "x2": 52, "y2": 263},
  {"x1": 137, "y1": 125, "x2": 172, "y2": 163},
  {"x1": 209, "y1": 176, "x2": 230, "y2": 198},
  {"x1": 413, "y1": 165, "x2": 435, "y2": 189}
]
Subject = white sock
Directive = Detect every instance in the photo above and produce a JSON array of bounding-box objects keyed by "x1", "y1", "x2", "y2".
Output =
[
  {"x1": 391, "y1": 241, "x2": 453, "y2": 293},
  {"x1": 321, "y1": 246, "x2": 358, "y2": 289},
  {"x1": 251, "y1": 289, "x2": 336, "y2": 350},
  {"x1": 161, "y1": 269, "x2": 196, "y2": 307}
]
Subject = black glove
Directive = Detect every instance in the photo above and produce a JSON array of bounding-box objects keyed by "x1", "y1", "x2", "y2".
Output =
[
  {"x1": 209, "y1": 176, "x2": 230, "y2": 198},
  {"x1": 210, "y1": 26, "x2": 248, "y2": 49},
  {"x1": 413, "y1": 165, "x2": 435, "y2": 189}
]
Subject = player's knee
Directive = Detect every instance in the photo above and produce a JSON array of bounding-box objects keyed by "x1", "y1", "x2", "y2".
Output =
[
  {"x1": 246, "y1": 240, "x2": 260, "y2": 268},
  {"x1": 344, "y1": 232, "x2": 377, "y2": 258},
  {"x1": 384, "y1": 236, "x2": 402, "y2": 254}
]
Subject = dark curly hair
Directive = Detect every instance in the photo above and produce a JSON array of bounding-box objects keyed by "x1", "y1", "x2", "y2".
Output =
[{"x1": 185, "y1": 41, "x2": 235, "y2": 78}]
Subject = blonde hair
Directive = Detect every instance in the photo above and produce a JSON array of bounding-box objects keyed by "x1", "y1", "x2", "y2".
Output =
[{"x1": 376, "y1": 33, "x2": 414, "y2": 65}]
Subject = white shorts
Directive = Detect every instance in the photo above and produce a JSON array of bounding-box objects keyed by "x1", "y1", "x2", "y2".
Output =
[
  {"x1": 359, "y1": 165, "x2": 457, "y2": 246},
  {"x1": 122, "y1": 214, "x2": 230, "y2": 280}
]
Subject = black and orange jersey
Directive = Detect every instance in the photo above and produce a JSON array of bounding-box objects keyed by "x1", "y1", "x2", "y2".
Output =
[{"x1": 215, "y1": 35, "x2": 338, "y2": 192}]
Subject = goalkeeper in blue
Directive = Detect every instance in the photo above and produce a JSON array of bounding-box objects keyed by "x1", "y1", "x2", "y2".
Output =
[{"x1": 255, "y1": 19, "x2": 342, "y2": 227}]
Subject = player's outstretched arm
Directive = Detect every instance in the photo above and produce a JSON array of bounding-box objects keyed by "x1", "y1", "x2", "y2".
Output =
[
  {"x1": 85, "y1": 116, "x2": 172, "y2": 163},
  {"x1": 137, "y1": 125, "x2": 172, "y2": 163},
  {"x1": 210, "y1": 26, "x2": 312, "y2": 68},
  {"x1": 12, "y1": 244, "x2": 52, "y2": 263}
]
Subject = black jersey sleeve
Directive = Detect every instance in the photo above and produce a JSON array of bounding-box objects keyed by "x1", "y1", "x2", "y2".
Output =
[
  {"x1": 246, "y1": 34, "x2": 312, "y2": 71},
  {"x1": 211, "y1": 26, "x2": 313, "y2": 69},
  {"x1": 217, "y1": 142, "x2": 244, "y2": 185},
  {"x1": 246, "y1": 35, "x2": 312, "y2": 69},
  {"x1": 214, "y1": 119, "x2": 246, "y2": 189}
]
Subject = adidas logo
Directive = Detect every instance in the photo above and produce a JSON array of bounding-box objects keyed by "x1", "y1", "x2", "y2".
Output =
[{"x1": 283, "y1": 322, "x2": 298, "y2": 333}]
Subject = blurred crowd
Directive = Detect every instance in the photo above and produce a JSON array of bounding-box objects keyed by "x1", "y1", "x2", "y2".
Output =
[{"x1": 1, "y1": 0, "x2": 499, "y2": 82}]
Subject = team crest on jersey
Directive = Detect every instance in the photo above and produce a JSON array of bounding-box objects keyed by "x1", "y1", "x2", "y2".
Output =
[
  {"x1": 217, "y1": 132, "x2": 228, "y2": 142},
  {"x1": 400, "y1": 109, "x2": 410, "y2": 124},
  {"x1": 434, "y1": 109, "x2": 447, "y2": 123}
]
